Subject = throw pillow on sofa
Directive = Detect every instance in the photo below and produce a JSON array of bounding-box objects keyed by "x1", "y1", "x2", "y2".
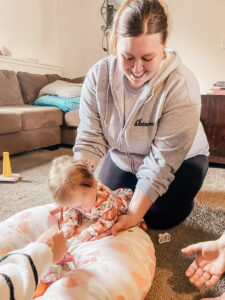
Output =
[
  {"x1": 38, "y1": 80, "x2": 83, "y2": 98},
  {"x1": 0, "y1": 70, "x2": 24, "y2": 106},
  {"x1": 32, "y1": 95, "x2": 80, "y2": 113},
  {"x1": 17, "y1": 71, "x2": 49, "y2": 104}
]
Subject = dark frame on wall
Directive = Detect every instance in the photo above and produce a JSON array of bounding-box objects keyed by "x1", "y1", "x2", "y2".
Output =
[{"x1": 100, "y1": 0, "x2": 117, "y2": 52}]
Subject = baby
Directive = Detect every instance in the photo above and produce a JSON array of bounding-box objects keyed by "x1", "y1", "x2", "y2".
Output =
[{"x1": 48, "y1": 155, "x2": 147, "y2": 242}]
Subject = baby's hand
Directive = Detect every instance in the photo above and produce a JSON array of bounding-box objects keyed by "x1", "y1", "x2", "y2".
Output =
[
  {"x1": 78, "y1": 230, "x2": 93, "y2": 242},
  {"x1": 63, "y1": 226, "x2": 76, "y2": 239}
]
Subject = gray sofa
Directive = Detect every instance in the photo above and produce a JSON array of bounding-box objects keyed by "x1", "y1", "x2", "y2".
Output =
[{"x1": 0, "y1": 70, "x2": 84, "y2": 157}]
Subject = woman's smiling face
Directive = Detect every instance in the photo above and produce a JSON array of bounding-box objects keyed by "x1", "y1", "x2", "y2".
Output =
[{"x1": 116, "y1": 33, "x2": 165, "y2": 89}]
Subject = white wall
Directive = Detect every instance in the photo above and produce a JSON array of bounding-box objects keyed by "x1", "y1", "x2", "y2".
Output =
[
  {"x1": 56, "y1": 0, "x2": 106, "y2": 78},
  {"x1": 167, "y1": 0, "x2": 225, "y2": 94},
  {"x1": 0, "y1": 0, "x2": 224, "y2": 93},
  {"x1": 0, "y1": 0, "x2": 107, "y2": 77},
  {"x1": 0, "y1": 0, "x2": 59, "y2": 66}
]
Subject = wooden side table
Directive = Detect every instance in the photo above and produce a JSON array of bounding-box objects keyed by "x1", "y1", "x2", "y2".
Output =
[{"x1": 201, "y1": 95, "x2": 225, "y2": 164}]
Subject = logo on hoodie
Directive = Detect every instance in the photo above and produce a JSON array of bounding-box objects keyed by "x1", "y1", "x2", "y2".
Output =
[{"x1": 134, "y1": 118, "x2": 154, "y2": 126}]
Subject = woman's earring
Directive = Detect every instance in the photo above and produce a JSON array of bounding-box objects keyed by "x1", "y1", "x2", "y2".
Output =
[{"x1": 163, "y1": 49, "x2": 167, "y2": 60}]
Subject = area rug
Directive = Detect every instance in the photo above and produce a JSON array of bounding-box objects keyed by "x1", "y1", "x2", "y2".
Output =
[{"x1": 0, "y1": 147, "x2": 224, "y2": 300}]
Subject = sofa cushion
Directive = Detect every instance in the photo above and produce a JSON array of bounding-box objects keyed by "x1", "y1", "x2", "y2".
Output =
[
  {"x1": 21, "y1": 105, "x2": 63, "y2": 130},
  {"x1": 0, "y1": 109, "x2": 21, "y2": 134},
  {"x1": 68, "y1": 76, "x2": 85, "y2": 84},
  {"x1": 57, "y1": 76, "x2": 85, "y2": 84},
  {"x1": 0, "y1": 127, "x2": 61, "y2": 155},
  {"x1": 0, "y1": 70, "x2": 24, "y2": 106},
  {"x1": 46, "y1": 74, "x2": 61, "y2": 83},
  {"x1": 64, "y1": 109, "x2": 80, "y2": 127},
  {"x1": 17, "y1": 72, "x2": 49, "y2": 104},
  {"x1": 0, "y1": 105, "x2": 63, "y2": 131},
  {"x1": 61, "y1": 126, "x2": 77, "y2": 145}
]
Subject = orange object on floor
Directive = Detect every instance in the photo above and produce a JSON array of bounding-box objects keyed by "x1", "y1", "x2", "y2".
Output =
[{"x1": 3, "y1": 152, "x2": 12, "y2": 177}]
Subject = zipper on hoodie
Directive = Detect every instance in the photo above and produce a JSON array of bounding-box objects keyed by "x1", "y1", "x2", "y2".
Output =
[
  {"x1": 118, "y1": 128, "x2": 124, "y2": 150},
  {"x1": 127, "y1": 152, "x2": 136, "y2": 173}
]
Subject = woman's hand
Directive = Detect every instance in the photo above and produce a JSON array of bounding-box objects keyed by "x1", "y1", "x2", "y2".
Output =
[
  {"x1": 182, "y1": 235, "x2": 225, "y2": 287},
  {"x1": 111, "y1": 189, "x2": 153, "y2": 236},
  {"x1": 111, "y1": 213, "x2": 138, "y2": 236}
]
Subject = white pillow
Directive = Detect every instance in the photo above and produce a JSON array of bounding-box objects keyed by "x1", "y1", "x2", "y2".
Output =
[{"x1": 38, "y1": 80, "x2": 83, "y2": 98}]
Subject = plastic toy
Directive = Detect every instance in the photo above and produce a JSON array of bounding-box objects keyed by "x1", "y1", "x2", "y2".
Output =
[
  {"x1": 42, "y1": 252, "x2": 74, "y2": 283},
  {"x1": 56, "y1": 252, "x2": 73, "y2": 265},
  {"x1": 32, "y1": 281, "x2": 50, "y2": 299},
  {"x1": 33, "y1": 252, "x2": 74, "y2": 298},
  {"x1": 158, "y1": 232, "x2": 171, "y2": 244},
  {"x1": 0, "y1": 152, "x2": 20, "y2": 182},
  {"x1": 42, "y1": 264, "x2": 62, "y2": 283}
]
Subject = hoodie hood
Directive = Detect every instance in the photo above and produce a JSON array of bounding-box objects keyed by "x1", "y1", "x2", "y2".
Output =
[{"x1": 109, "y1": 49, "x2": 182, "y2": 105}]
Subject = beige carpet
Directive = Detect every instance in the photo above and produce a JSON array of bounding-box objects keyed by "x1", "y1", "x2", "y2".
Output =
[{"x1": 0, "y1": 147, "x2": 225, "y2": 300}]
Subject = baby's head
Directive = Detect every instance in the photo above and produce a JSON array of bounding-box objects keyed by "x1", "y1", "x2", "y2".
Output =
[{"x1": 48, "y1": 155, "x2": 97, "y2": 212}]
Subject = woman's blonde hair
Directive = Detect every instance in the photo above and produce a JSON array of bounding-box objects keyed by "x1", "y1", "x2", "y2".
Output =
[
  {"x1": 48, "y1": 155, "x2": 95, "y2": 204},
  {"x1": 109, "y1": 0, "x2": 171, "y2": 55}
]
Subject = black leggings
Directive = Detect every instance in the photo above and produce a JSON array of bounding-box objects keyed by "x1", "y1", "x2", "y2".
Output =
[{"x1": 98, "y1": 154, "x2": 208, "y2": 229}]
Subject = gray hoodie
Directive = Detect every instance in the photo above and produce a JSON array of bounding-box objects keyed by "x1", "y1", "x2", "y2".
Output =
[{"x1": 73, "y1": 50, "x2": 209, "y2": 202}]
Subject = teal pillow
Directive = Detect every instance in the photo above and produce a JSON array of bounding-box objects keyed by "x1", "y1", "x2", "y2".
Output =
[{"x1": 32, "y1": 95, "x2": 80, "y2": 113}]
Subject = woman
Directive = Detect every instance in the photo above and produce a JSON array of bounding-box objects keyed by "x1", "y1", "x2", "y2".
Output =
[{"x1": 73, "y1": 0, "x2": 209, "y2": 232}]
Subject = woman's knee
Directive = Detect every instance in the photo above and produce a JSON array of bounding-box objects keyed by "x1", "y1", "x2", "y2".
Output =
[
  {"x1": 143, "y1": 155, "x2": 208, "y2": 230},
  {"x1": 144, "y1": 200, "x2": 194, "y2": 230},
  {"x1": 180, "y1": 155, "x2": 208, "y2": 196}
]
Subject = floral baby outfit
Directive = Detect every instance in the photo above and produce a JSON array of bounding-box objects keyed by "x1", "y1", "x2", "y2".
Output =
[{"x1": 63, "y1": 180, "x2": 147, "y2": 237}]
